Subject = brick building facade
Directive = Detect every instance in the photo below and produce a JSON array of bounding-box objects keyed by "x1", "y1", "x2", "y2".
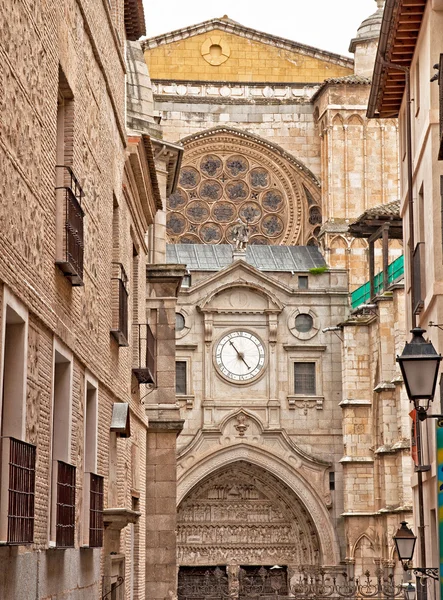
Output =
[{"x1": 0, "y1": 1, "x2": 183, "y2": 598}]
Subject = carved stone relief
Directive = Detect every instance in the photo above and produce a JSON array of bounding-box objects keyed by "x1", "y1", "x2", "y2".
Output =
[{"x1": 177, "y1": 462, "x2": 321, "y2": 567}]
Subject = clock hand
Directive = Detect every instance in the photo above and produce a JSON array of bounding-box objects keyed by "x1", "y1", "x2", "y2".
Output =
[{"x1": 229, "y1": 340, "x2": 251, "y2": 370}]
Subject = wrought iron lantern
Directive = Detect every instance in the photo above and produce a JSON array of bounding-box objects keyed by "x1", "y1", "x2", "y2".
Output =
[
  {"x1": 393, "y1": 521, "x2": 416, "y2": 567},
  {"x1": 396, "y1": 328, "x2": 442, "y2": 414},
  {"x1": 404, "y1": 582, "x2": 416, "y2": 600}
]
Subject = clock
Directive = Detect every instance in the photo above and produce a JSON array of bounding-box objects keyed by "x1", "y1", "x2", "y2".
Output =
[{"x1": 215, "y1": 331, "x2": 266, "y2": 382}]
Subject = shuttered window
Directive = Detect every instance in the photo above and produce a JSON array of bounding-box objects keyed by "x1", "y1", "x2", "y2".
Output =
[
  {"x1": 294, "y1": 362, "x2": 316, "y2": 395},
  {"x1": 176, "y1": 361, "x2": 187, "y2": 395}
]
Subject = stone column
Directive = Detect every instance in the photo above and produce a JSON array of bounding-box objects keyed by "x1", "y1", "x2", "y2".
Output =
[{"x1": 145, "y1": 264, "x2": 186, "y2": 600}]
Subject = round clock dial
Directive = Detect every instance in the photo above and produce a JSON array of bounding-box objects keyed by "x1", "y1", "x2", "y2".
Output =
[{"x1": 215, "y1": 331, "x2": 266, "y2": 382}]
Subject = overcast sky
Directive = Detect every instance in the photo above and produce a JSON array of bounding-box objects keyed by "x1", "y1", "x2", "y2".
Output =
[{"x1": 142, "y1": 0, "x2": 378, "y2": 57}]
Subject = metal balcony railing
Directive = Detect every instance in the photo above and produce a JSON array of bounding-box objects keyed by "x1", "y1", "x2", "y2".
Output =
[
  {"x1": 88, "y1": 473, "x2": 104, "y2": 548},
  {"x1": 350, "y1": 255, "x2": 404, "y2": 309},
  {"x1": 55, "y1": 165, "x2": 85, "y2": 286},
  {"x1": 55, "y1": 460, "x2": 76, "y2": 548},
  {"x1": 413, "y1": 242, "x2": 425, "y2": 315},
  {"x1": 132, "y1": 324, "x2": 156, "y2": 385},
  {"x1": 111, "y1": 262, "x2": 129, "y2": 347},
  {"x1": 2, "y1": 437, "x2": 36, "y2": 544}
]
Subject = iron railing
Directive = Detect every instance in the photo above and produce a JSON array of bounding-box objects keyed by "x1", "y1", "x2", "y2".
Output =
[
  {"x1": 413, "y1": 243, "x2": 425, "y2": 315},
  {"x1": 56, "y1": 460, "x2": 76, "y2": 548},
  {"x1": 4, "y1": 437, "x2": 36, "y2": 544},
  {"x1": 178, "y1": 566, "x2": 229, "y2": 599},
  {"x1": 350, "y1": 255, "x2": 404, "y2": 309},
  {"x1": 88, "y1": 473, "x2": 104, "y2": 547},
  {"x1": 132, "y1": 324, "x2": 156, "y2": 385},
  {"x1": 177, "y1": 567, "x2": 409, "y2": 600},
  {"x1": 111, "y1": 262, "x2": 129, "y2": 346},
  {"x1": 55, "y1": 165, "x2": 85, "y2": 286}
]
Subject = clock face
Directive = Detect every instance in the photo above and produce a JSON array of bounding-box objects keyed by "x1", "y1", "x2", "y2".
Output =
[{"x1": 215, "y1": 331, "x2": 266, "y2": 382}]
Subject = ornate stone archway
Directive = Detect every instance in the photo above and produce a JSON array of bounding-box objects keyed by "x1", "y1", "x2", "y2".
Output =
[
  {"x1": 177, "y1": 460, "x2": 321, "y2": 567},
  {"x1": 167, "y1": 126, "x2": 322, "y2": 246},
  {"x1": 177, "y1": 441, "x2": 341, "y2": 568}
]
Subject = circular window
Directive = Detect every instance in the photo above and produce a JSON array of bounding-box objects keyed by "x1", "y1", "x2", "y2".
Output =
[
  {"x1": 176, "y1": 313, "x2": 185, "y2": 331},
  {"x1": 295, "y1": 314, "x2": 313, "y2": 333}
]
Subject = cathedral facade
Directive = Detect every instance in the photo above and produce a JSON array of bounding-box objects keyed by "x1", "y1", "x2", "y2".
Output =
[{"x1": 142, "y1": 2, "x2": 412, "y2": 596}]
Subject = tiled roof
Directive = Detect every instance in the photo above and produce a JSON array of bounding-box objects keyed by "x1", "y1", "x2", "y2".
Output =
[
  {"x1": 166, "y1": 244, "x2": 326, "y2": 272},
  {"x1": 124, "y1": 0, "x2": 146, "y2": 41},
  {"x1": 354, "y1": 200, "x2": 400, "y2": 222}
]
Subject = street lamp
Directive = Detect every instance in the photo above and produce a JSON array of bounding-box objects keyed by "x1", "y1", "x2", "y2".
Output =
[
  {"x1": 396, "y1": 328, "x2": 442, "y2": 417},
  {"x1": 404, "y1": 583, "x2": 416, "y2": 600},
  {"x1": 392, "y1": 521, "x2": 438, "y2": 581},
  {"x1": 393, "y1": 521, "x2": 416, "y2": 569}
]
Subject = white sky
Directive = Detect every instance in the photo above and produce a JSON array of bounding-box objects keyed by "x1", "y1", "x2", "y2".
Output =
[{"x1": 142, "y1": 0, "x2": 378, "y2": 57}]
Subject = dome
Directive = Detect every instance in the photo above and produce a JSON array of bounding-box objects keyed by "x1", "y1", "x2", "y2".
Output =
[{"x1": 349, "y1": 0, "x2": 384, "y2": 53}]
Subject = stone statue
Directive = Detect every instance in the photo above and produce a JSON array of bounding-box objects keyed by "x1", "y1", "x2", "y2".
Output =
[{"x1": 232, "y1": 218, "x2": 250, "y2": 252}]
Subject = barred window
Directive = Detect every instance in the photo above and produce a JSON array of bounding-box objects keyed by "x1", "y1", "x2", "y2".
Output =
[
  {"x1": 294, "y1": 362, "x2": 316, "y2": 395},
  {"x1": 176, "y1": 361, "x2": 187, "y2": 395}
]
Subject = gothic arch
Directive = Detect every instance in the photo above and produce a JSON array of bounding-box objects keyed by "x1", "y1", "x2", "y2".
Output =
[
  {"x1": 167, "y1": 126, "x2": 321, "y2": 246},
  {"x1": 332, "y1": 114, "x2": 344, "y2": 127},
  {"x1": 346, "y1": 114, "x2": 364, "y2": 126},
  {"x1": 350, "y1": 533, "x2": 376, "y2": 558},
  {"x1": 177, "y1": 444, "x2": 341, "y2": 566}
]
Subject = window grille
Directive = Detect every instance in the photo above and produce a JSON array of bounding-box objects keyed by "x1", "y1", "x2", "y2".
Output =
[
  {"x1": 294, "y1": 362, "x2": 316, "y2": 395},
  {"x1": 88, "y1": 473, "x2": 104, "y2": 547},
  {"x1": 55, "y1": 165, "x2": 85, "y2": 286},
  {"x1": 438, "y1": 54, "x2": 443, "y2": 160},
  {"x1": 413, "y1": 242, "x2": 425, "y2": 314},
  {"x1": 111, "y1": 262, "x2": 129, "y2": 346},
  {"x1": 176, "y1": 361, "x2": 187, "y2": 395},
  {"x1": 5, "y1": 437, "x2": 36, "y2": 544},
  {"x1": 56, "y1": 460, "x2": 76, "y2": 548},
  {"x1": 132, "y1": 324, "x2": 156, "y2": 384}
]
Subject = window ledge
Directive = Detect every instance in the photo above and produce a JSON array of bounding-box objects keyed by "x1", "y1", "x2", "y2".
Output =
[
  {"x1": 103, "y1": 508, "x2": 141, "y2": 531},
  {"x1": 177, "y1": 394, "x2": 195, "y2": 408}
]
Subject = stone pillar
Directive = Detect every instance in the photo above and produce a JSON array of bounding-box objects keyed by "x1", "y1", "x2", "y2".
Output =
[{"x1": 144, "y1": 264, "x2": 186, "y2": 600}]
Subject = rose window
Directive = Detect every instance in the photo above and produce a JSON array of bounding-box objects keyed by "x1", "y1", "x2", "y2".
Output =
[{"x1": 167, "y1": 152, "x2": 302, "y2": 245}]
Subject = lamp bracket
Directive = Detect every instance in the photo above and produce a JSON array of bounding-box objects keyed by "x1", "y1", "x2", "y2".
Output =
[
  {"x1": 428, "y1": 321, "x2": 443, "y2": 331},
  {"x1": 412, "y1": 567, "x2": 439, "y2": 581},
  {"x1": 414, "y1": 465, "x2": 431, "y2": 472}
]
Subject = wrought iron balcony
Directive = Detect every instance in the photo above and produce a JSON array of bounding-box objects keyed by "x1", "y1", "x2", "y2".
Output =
[
  {"x1": 55, "y1": 460, "x2": 76, "y2": 548},
  {"x1": 413, "y1": 242, "x2": 425, "y2": 315},
  {"x1": 132, "y1": 323, "x2": 156, "y2": 384},
  {"x1": 0, "y1": 437, "x2": 36, "y2": 544},
  {"x1": 110, "y1": 262, "x2": 129, "y2": 347},
  {"x1": 55, "y1": 165, "x2": 85, "y2": 286},
  {"x1": 87, "y1": 473, "x2": 104, "y2": 548}
]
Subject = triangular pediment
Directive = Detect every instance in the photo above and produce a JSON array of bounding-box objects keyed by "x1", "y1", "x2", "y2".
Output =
[
  {"x1": 181, "y1": 259, "x2": 291, "y2": 312},
  {"x1": 143, "y1": 17, "x2": 353, "y2": 84}
]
